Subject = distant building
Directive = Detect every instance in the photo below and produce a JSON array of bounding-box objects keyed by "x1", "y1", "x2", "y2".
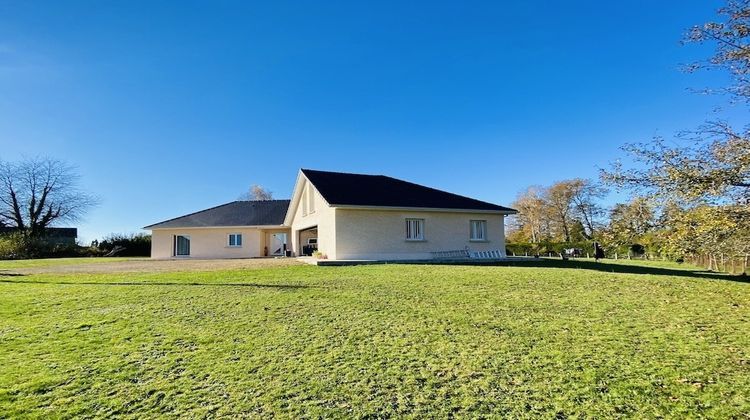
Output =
[{"x1": 0, "y1": 227, "x2": 78, "y2": 245}]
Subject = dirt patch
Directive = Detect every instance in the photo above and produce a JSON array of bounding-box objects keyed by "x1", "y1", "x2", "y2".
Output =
[{"x1": 12, "y1": 258, "x2": 303, "y2": 275}]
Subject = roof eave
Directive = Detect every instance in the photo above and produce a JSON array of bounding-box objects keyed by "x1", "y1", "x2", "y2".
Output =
[
  {"x1": 328, "y1": 204, "x2": 517, "y2": 214},
  {"x1": 145, "y1": 224, "x2": 288, "y2": 230}
]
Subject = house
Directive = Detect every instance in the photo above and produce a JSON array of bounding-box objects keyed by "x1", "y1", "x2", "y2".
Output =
[
  {"x1": 145, "y1": 200, "x2": 291, "y2": 259},
  {"x1": 145, "y1": 169, "x2": 516, "y2": 260}
]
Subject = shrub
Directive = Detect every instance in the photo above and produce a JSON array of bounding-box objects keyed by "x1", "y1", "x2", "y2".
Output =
[
  {"x1": 311, "y1": 250, "x2": 328, "y2": 260},
  {"x1": 0, "y1": 233, "x2": 26, "y2": 259},
  {"x1": 95, "y1": 233, "x2": 151, "y2": 257},
  {"x1": 0, "y1": 232, "x2": 85, "y2": 259}
]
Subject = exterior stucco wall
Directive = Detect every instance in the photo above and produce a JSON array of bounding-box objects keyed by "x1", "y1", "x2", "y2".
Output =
[
  {"x1": 150, "y1": 227, "x2": 288, "y2": 259},
  {"x1": 288, "y1": 178, "x2": 337, "y2": 259},
  {"x1": 333, "y1": 209, "x2": 507, "y2": 260}
]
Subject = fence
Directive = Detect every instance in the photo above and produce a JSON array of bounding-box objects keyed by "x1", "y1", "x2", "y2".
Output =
[{"x1": 691, "y1": 254, "x2": 749, "y2": 275}]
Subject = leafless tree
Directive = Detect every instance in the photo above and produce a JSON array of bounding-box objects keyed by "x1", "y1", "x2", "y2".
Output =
[
  {"x1": 239, "y1": 184, "x2": 273, "y2": 201},
  {"x1": 0, "y1": 157, "x2": 98, "y2": 236},
  {"x1": 568, "y1": 178, "x2": 608, "y2": 238}
]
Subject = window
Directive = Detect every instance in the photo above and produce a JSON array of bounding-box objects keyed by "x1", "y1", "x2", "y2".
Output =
[
  {"x1": 174, "y1": 235, "x2": 190, "y2": 256},
  {"x1": 470, "y1": 220, "x2": 487, "y2": 241},
  {"x1": 405, "y1": 218, "x2": 425, "y2": 241},
  {"x1": 228, "y1": 233, "x2": 242, "y2": 247},
  {"x1": 308, "y1": 185, "x2": 315, "y2": 213}
]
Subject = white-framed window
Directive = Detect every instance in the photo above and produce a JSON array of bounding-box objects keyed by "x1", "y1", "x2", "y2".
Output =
[
  {"x1": 308, "y1": 185, "x2": 315, "y2": 213},
  {"x1": 470, "y1": 220, "x2": 487, "y2": 241},
  {"x1": 228, "y1": 233, "x2": 243, "y2": 247},
  {"x1": 405, "y1": 218, "x2": 425, "y2": 241},
  {"x1": 174, "y1": 235, "x2": 190, "y2": 256}
]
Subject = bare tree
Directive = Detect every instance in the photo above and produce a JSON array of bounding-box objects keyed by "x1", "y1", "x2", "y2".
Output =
[
  {"x1": 238, "y1": 184, "x2": 273, "y2": 201},
  {"x1": 568, "y1": 178, "x2": 608, "y2": 238},
  {"x1": 0, "y1": 157, "x2": 98, "y2": 236}
]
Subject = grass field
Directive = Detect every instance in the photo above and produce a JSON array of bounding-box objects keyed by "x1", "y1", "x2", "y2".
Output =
[{"x1": 1, "y1": 258, "x2": 749, "y2": 417}]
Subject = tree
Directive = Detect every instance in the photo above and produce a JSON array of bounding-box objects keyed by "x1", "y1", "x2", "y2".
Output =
[
  {"x1": 239, "y1": 184, "x2": 273, "y2": 201},
  {"x1": 601, "y1": 122, "x2": 750, "y2": 205},
  {"x1": 509, "y1": 187, "x2": 548, "y2": 243},
  {"x1": 568, "y1": 178, "x2": 608, "y2": 238},
  {"x1": 660, "y1": 204, "x2": 750, "y2": 269},
  {"x1": 604, "y1": 197, "x2": 657, "y2": 251},
  {"x1": 684, "y1": 0, "x2": 750, "y2": 102},
  {"x1": 545, "y1": 181, "x2": 577, "y2": 242},
  {"x1": 600, "y1": 1, "x2": 750, "y2": 268},
  {"x1": 0, "y1": 157, "x2": 97, "y2": 237},
  {"x1": 509, "y1": 179, "x2": 607, "y2": 243},
  {"x1": 602, "y1": 1, "x2": 750, "y2": 205}
]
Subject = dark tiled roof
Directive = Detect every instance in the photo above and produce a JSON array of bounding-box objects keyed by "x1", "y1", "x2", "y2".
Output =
[
  {"x1": 144, "y1": 200, "x2": 290, "y2": 229},
  {"x1": 301, "y1": 169, "x2": 516, "y2": 212}
]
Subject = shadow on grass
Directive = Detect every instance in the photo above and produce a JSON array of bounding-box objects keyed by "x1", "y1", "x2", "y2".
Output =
[
  {"x1": 0, "y1": 271, "x2": 26, "y2": 277},
  {"x1": 0, "y1": 279, "x2": 312, "y2": 289},
  {"x1": 487, "y1": 258, "x2": 749, "y2": 283}
]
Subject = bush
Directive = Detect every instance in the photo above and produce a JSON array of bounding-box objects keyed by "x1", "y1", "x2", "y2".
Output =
[
  {"x1": 95, "y1": 233, "x2": 151, "y2": 257},
  {"x1": 0, "y1": 233, "x2": 26, "y2": 259},
  {"x1": 0, "y1": 232, "x2": 85, "y2": 260}
]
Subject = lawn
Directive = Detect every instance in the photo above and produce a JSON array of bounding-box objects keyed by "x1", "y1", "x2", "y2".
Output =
[{"x1": 1, "y1": 258, "x2": 749, "y2": 417}]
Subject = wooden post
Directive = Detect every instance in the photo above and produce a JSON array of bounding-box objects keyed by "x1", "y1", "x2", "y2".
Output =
[{"x1": 615, "y1": 253, "x2": 618, "y2": 260}]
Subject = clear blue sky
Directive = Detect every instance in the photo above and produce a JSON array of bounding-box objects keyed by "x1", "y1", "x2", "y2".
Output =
[{"x1": 0, "y1": 1, "x2": 743, "y2": 243}]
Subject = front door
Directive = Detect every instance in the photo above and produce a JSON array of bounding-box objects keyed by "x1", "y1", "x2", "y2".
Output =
[{"x1": 268, "y1": 233, "x2": 287, "y2": 256}]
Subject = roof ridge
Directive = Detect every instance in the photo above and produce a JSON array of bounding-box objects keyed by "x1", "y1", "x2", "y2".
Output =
[
  {"x1": 238, "y1": 199, "x2": 291, "y2": 203},
  {"x1": 302, "y1": 168, "x2": 385, "y2": 178}
]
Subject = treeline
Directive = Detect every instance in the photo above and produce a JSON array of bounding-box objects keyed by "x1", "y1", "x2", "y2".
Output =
[
  {"x1": 507, "y1": 1, "x2": 750, "y2": 275},
  {"x1": 507, "y1": 180, "x2": 750, "y2": 273},
  {"x1": 0, "y1": 233, "x2": 151, "y2": 260},
  {"x1": 506, "y1": 181, "x2": 651, "y2": 258}
]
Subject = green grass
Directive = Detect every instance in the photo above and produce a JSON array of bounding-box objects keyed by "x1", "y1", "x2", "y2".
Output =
[
  {"x1": 0, "y1": 257, "x2": 139, "y2": 269},
  {"x1": 1, "y1": 260, "x2": 749, "y2": 417}
]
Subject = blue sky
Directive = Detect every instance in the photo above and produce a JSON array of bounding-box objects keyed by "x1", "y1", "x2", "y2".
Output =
[{"x1": 0, "y1": 0, "x2": 744, "y2": 243}]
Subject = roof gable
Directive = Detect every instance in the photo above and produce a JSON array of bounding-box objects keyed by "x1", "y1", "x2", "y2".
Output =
[
  {"x1": 144, "y1": 200, "x2": 290, "y2": 229},
  {"x1": 300, "y1": 169, "x2": 516, "y2": 213}
]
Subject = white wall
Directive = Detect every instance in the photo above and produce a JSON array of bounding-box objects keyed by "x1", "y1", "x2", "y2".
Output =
[{"x1": 289, "y1": 178, "x2": 337, "y2": 259}]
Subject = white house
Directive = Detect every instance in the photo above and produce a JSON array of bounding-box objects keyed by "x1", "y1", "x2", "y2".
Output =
[{"x1": 145, "y1": 169, "x2": 516, "y2": 261}]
